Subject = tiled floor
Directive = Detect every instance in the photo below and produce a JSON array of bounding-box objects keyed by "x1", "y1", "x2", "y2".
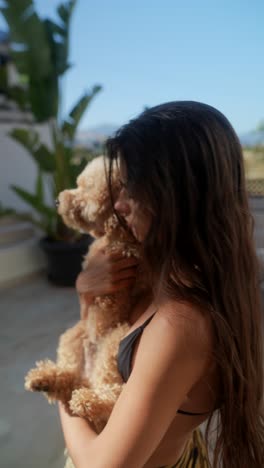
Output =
[{"x1": 0, "y1": 274, "x2": 80, "y2": 468}]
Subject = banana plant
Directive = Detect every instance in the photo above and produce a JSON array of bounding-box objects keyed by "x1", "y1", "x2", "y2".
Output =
[
  {"x1": 1, "y1": 0, "x2": 102, "y2": 241},
  {"x1": 1, "y1": 0, "x2": 76, "y2": 121},
  {"x1": 9, "y1": 86, "x2": 101, "y2": 241}
]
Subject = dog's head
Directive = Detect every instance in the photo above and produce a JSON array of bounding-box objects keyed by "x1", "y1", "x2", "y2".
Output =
[{"x1": 57, "y1": 156, "x2": 120, "y2": 238}]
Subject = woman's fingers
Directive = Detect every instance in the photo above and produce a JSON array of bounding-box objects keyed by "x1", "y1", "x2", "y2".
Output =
[
  {"x1": 110, "y1": 256, "x2": 139, "y2": 272},
  {"x1": 76, "y1": 269, "x2": 106, "y2": 293},
  {"x1": 108, "y1": 277, "x2": 137, "y2": 292},
  {"x1": 112, "y1": 266, "x2": 138, "y2": 282},
  {"x1": 76, "y1": 249, "x2": 139, "y2": 296}
]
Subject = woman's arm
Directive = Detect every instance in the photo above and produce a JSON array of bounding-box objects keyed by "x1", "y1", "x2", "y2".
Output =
[
  {"x1": 58, "y1": 402, "x2": 97, "y2": 450},
  {"x1": 58, "y1": 301, "x2": 211, "y2": 468}
]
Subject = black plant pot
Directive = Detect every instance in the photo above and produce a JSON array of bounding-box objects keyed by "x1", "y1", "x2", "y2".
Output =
[{"x1": 40, "y1": 234, "x2": 93, "y2": 287}]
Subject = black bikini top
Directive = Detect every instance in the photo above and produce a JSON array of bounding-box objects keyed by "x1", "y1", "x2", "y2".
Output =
[{"x1": 117, "y1": 313, "x2": 211, "y2": 417}]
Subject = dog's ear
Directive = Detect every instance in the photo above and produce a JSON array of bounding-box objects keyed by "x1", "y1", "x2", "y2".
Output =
[
  {"x1": 79, "y1": 156, "x2": 120, "y2": 227},
  {"x1": 57, "y1": 156, "x2": 121, "y2": 237}
]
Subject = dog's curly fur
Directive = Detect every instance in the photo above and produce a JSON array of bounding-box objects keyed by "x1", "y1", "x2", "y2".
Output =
[{"x1": 25, "y1": 156, "x2": 148, "y2": 433}]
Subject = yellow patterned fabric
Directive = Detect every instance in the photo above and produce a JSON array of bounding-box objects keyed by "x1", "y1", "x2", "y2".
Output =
[
  {"x1": 64, "y1": 449, "x2": 74, "y2": 468},
  {"x1": 64, "y1": 429, "x2": 210, "y2": 468},
  {"x1": 162, "y1": 430, "x2": 210, "y2": 468}
]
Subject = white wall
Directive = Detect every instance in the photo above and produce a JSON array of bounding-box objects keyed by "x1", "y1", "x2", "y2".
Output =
[
  {"x1": 0, "y1": 121, "x2": 52, "y2": 213},
  {"x1": 0, "y1": 120, "x2": 50, "y2": 285}
]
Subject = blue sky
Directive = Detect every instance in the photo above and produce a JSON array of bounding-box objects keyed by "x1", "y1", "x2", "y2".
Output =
[{"x1": 1, "y1": 0, "x2": 264, "y2": 134}]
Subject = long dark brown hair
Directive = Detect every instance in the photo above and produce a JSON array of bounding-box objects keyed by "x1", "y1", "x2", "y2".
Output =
[{"x1": 105, "y1": 101, "x2": 264, "y2": 467}]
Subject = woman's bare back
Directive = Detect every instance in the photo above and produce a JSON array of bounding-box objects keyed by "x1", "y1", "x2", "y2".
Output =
[{"x1": 126, "y1": 294, "x2": 219, "y2": 467}]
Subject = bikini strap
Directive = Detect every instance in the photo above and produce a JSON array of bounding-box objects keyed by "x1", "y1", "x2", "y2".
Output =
[{"x1": 139, "y1": 312, "x2": 156, "y2": 330}]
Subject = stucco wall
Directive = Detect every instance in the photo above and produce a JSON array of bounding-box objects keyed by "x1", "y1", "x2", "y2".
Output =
[{"x1": 0, "y1": 122, "x2": 51, "y2": 213}]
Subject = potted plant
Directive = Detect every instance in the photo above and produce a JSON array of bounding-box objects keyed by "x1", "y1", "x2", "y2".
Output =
[{"x1": 1, "y1": 0, "x2": 102, "y2": 285}]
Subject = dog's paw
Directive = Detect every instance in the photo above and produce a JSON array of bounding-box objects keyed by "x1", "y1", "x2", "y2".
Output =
[
  {"x1": 24, "y1": 359, "x2": 58, "y2": 392},
  {"x1": 69, "y1": 387, "x2": 94, "y2": 418},
  {"x1": 70, "y1": 386, "x2": 117, "y2": 422}
]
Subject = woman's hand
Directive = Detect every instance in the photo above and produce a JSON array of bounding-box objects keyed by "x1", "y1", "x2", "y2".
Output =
[{"x1": 76, "y1": 249, "x2": 139, "y2": 297}]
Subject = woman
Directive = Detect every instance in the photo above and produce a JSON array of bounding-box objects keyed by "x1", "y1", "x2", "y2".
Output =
[{"x1": 59, "y1": 101, "x2": 264, "y2": 468}]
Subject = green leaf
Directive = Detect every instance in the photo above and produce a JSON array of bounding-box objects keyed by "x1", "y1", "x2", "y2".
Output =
[
  {"x1": 1, "y1": 1, "x2": 60, "y2": 121},
  {"x1": 0, "y1": 65, "x2": 8, "y2": 92},
  {"x1": 35, "y1": 170, "x2": 44, "y2": 203},
  {"x1": 11, "y1": 185, "x2": 57, "y2": 219},
  {"x1": 1, "y1": 0, "x2": 33, "y2": 34},
  {"x1": 10, "y1": 128, "x2": 56, "y2": 172},
  {"x1": 10, "y1": 127, "x2": 39, "y2": 150},
  {"x1": 52, "y1": 140, "x2": 73, "y2": 194},
  {"x1": 34, "y1": 145, "x2": 56, "y2": 172},
  {"x1": 2, "y1": 0, "x2": 100, "y2": 241},
  {"x1": 1, "y1": 1, "x2": 52, "y2": 79},
  {"x1": 29, "y1": 76, "x2": 59, "y2": 121},
  {"x1": 44, "y1": 19, "x2": 65, "y2": 37},
  {"x1": 57, "y1": 1, "x2": 77, "y2": 25},
  {"x1": 10, "y1": 51, "x2": 29, "y2": 75},
  {"x1": 44, "y1": 19, "x2": 70, "y2": 77},
  {"x1": 68, "y1": 157, "x2": 88, "y2": 186},
  {"x1": 53, "y1": 41, "x2": 70, "y2": 75},
  {"x1": 8, "y1": 86, "x2": 29, "y2": 111},
  {"x1": 62, "y1": 86, "x2": 102, "y2": 140}
]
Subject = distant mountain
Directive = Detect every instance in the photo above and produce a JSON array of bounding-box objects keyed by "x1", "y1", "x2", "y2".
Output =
[
  {"x1": 76, "y1": 124, "x2": 119, "y2": 148},
  {"x1": 239, "y1": 130, "x2": 264, "y2": 147},
  {"x1": 76, "y1": 124, "x2": 264, "y2": 149},
  {"x1": 88, "y1": 124, "x2": 120, "y2": 136}
]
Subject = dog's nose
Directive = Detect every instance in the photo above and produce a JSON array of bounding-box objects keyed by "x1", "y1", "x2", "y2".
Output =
[{"x1": 55, "y1": 198, "x2": 60, "y2": 207}]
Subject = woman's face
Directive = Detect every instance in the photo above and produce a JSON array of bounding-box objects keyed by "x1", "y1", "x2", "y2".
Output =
[{"x1": 114, "y1": 160, "x2": 152, "y2": 242}]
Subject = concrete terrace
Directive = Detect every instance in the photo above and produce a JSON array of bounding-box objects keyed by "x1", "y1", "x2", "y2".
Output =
[{"x1": 0, "y1": 274, "x2": 80, "y2": 468}]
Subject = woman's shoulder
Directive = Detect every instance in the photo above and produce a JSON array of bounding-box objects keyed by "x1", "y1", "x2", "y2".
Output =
[{"x1": 154, "y1": 297, "x2": 214, "y2": 357}]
